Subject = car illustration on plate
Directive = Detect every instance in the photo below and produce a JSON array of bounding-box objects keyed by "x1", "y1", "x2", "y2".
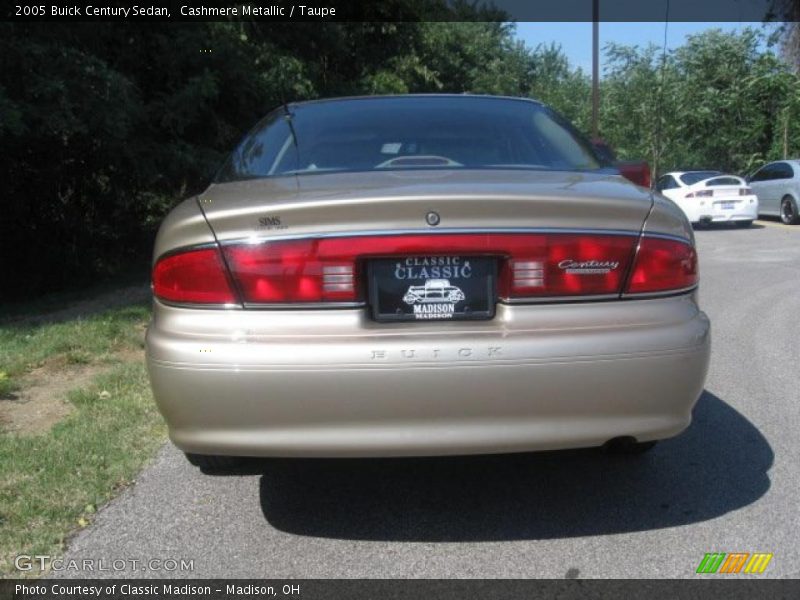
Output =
[
  {"x1": 403, "y1": 279, "x2": 465, "y2": 304},
  {"x1": 145, "y1": 95, "x2": 710, "y2": 470}
]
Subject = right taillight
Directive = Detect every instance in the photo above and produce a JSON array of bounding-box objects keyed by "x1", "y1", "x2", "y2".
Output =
[{"x1": 625, "y1": 237, "x2": 698, "y2": 294}]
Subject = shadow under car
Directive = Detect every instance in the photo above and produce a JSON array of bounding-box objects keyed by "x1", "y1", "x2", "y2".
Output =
[{"x1": 225, "y1": 390, "x2": 772, "y2": 542}]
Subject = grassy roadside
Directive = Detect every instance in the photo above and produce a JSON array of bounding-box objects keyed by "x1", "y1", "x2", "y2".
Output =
[{"x1": 0, "y1": 289, "x2": 166, "y2": 577}]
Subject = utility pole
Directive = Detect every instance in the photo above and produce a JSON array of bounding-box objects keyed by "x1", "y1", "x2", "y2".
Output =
[
  {"x1": 784, "y1": 110, "x2": 789, "y2": 159},
  {"x1": 591, "y1": 0, "x2": 599, "y2": 139}
]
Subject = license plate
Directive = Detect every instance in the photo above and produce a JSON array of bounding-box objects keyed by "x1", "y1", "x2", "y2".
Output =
[
  {"x1": 719, "y1": 202, "x2": 736, "y2": 210},
  {"x1": 368, "y1": 256, "x2": 496, "y2": 322}
]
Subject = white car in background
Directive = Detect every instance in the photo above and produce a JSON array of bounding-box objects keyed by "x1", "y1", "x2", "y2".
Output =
[
  {"x1": 747, "y1": 160, "x2": 800, "y2": 224},
  {"x1": 655, "y1": 171, "x2": 758, "y2": 227}
]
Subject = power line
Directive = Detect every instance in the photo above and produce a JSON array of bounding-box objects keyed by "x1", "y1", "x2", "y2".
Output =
[{"x1": 654, "y1": 0, "x2": 671, "y2": 178}]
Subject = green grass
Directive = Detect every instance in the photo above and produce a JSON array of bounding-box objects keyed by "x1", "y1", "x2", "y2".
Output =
[
  {"x1": 0, "y1": 293, "x2": 167, "y2": 577},
  {"x1": 0, "y1": 304, "x2": 150, "y2": 398}
]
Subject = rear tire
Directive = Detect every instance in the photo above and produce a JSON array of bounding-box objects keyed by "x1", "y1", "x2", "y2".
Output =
[
  {"x1": 185, "y1": 453, "x2": 243, "y2": 471},
  {"x1": 780, "y1": 196, "x2": 800, "y2": 224},
  {"x1": 734, "y1": 220, "x2": 753, "y2": 228},
  {"x1": 694, "y1": 218, "x2": 712, "y2": 229},
  {"x1": 603, "y1": 438, "x2": 658, "y2": 455}
]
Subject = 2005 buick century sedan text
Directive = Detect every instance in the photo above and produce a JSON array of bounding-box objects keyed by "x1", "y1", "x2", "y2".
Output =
[{"x1": 145, "y1": 95, "x2": 710, "y2": 470}]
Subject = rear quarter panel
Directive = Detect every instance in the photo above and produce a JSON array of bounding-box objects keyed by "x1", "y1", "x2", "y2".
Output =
[{"x1": 153, "y1": 197, "x2": 217, "y2": 264}]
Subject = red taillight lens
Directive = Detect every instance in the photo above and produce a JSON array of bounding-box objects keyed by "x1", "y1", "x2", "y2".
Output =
[
  {"x1": 625, "y1": 238, "x2": 698, "y2": 294},
  {"x1": 154, "y1": 233, "x2": 697, "y2": 306},
  {"x1": 739, "y1": 187, "x2": 753, "y2": 196},
  {"x1": 221, "y1": 234, "x2": 638, "y2": 304},
  {"x1": 498, "y1": 235, "x2": 635, "y2": 298},
  {"x1": 223, "y1": 240, "x2": 356, "y2": 303},
  {"x1": 152, "y1": 248, "x2": 237, "y2": 304}
]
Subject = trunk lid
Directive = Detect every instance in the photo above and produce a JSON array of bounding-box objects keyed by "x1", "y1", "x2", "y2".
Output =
[{"x1": 197, "y1": 169, "x2": 654, "y2": 241}]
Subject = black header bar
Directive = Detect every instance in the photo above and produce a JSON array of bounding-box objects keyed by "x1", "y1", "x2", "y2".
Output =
[{"x1": 3, "y1": 0, "x2": 797, "y2": 23}]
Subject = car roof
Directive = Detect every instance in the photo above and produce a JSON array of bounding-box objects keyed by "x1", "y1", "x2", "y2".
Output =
[
  {"x1": 287, "y1": 94, "x2": 546, "y2": 110},
  {"x1": 663, "y1": 170, "x2": 723, "y2": 177},
  {"x1": 661, "y1": 171, "x2": 744, "y2": 186},
  {"x1": 762, "y1": 159, "x2": 800, "y2": 165}
]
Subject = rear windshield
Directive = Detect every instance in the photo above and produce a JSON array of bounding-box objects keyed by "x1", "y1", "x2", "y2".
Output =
[
  {"x1": 705, "y1": 176, "x2": 742, "y2": 186},
  {"x1": 679, "y1": 171, "x2": 721, "y2": 185},
  {"x1": 216, "y1": 96, "x2": 602, "y2": 182}
]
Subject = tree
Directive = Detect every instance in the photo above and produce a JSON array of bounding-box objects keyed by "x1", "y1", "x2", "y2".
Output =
[
  {"x1": 598, "y1": 28, "x2": 800, "y2": 176},
  {"x1": 600, "y1": 42, "x2": 679, "y2": 176}
]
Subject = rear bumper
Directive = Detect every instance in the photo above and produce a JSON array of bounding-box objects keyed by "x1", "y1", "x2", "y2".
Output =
[
  {"x1": 693, "y1": 197, "x2": 758, "y2": 223},
  {"x1": 146, "y1": 295, "x2": 710, "y2": 457}
]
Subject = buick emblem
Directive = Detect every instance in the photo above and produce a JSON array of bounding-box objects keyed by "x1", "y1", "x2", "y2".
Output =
[{"x1": 425, "y1": 211, "x2": 440, "y2": 226}]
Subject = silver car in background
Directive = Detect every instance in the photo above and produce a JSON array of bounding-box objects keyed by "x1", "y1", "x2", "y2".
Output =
[
  {"x1": 748, "y1": 159, "x2": 800, "y2": 224},
  {"x1": 145, "y1": 95, "x2": 710, "y2": 470}
]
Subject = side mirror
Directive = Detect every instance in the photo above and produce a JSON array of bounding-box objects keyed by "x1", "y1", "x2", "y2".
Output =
[{"x1": 591, "y1": 138, "x2": 616, "y2": 163}]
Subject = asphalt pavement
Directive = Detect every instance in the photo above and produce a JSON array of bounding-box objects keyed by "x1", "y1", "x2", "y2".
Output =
[{"x1": 55, "y1": 219, "x2": 800, "y2": 579}]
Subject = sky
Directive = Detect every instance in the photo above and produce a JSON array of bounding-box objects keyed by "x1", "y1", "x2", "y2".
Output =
[{"x1": 514, "y1": 22, "x2": 773, "y2": 72}]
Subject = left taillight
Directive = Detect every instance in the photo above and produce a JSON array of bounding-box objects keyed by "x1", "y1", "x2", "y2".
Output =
[{"x1": 152, "y1": 247, "x2": 238, "y2": 304}]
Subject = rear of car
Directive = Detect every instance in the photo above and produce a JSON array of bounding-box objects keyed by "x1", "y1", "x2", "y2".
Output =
[
  {"x1": 749, "y1": 160, "x2": 800, "y2": 224},
  {"x1": 145, "y1": 96, "x2": 710, "y2": 461},
  {"x1": 656, "y1": 171, "x2": 758, "y2": 226}
]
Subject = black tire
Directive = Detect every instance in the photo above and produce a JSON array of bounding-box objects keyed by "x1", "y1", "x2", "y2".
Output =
[
  {"x1": 695, "y1": 217, "x2": 715, "y2": 229},
  {"x1": 780, "y1": 196, "x2": 800, "y2": 225},
  {"x1": 185, "y1": 453, "x2": 243, "y2": 471},
  {"x1": 734, "y1": 220, "x2": 753, "y2": 228},
  {"x1": 603, "y1": 438, "x2": 658, "y2": 455}
]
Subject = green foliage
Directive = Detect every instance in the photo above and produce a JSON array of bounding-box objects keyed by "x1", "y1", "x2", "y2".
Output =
[
  {"x1": 599, "y1": 28, "x2": 799, "y2": 178},
  {"x1": 0, "y1": 302, "x2": 150, "y2": 394},
  {"x1": 529, "y1": 43, "x2": 591, "y2": 131}
]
